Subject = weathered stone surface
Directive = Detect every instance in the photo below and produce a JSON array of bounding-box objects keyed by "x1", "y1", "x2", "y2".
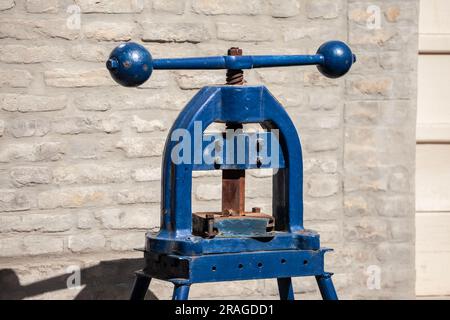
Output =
[
  {"x1": 296, "y1": 114, "x2": 341, "y2": 130},
  {"x1": 344, "y1": 194, "x2": 371, "y2": 217},
  {"x1": 192, "y1": 0, "x2": 262, "y2": 15},
  {"x1": 52, "y1": 115, "x2": 122, "y2": 134},
  {"x1": 195, "y1": 184, "x2": 221, "y2": 201},
  {"x1": 344, "y1": 168, "x2": 388, "y2": 193},
  {"x1": 217, "y1": 22, "x2": 274, "y2": 42},
  {"x1": 282, "y1": 25, "x2": 344, "y2": 42},
  {"x1": 131, "y1": 167, "x2": 160, "y2": 182},
  {"x1": 306, "y1": 174, "x2": 340, "y2": 197},
  {"x1": 0, "y1": 120, "x2": 4, "y2": 136},
  {"x1": 302, "y1": 130, "x2": 341, "y2": 153},
  {"x1": 153, "y1": 0, "x2": 185, "y2": 14},
  {"x1": 9, "y1": 119, "x2": 50, "y2": 138},
  {"x1": 303, "y1": 156, "x2": 338, "y2": 174},
  {"x1": 269, "y1": 0, "x2": 300, "y2": 18},
  {"x1": 0, "y1": 142, "x2": 65, "y2": 163},
  {"x1": 345, "y1": 193, "x2": 413, "y2": 218},
  {"x1": 375, "y1": 242, "x2": 413, "y2": 264},
  {"x1": 53, "y1": 164, "x2": 129, "y2": 185},
  {"x1": 0, "y1": 69, "x2": 33, "y2": 87},
  {"x1": 77, "y1": 210, "x2": 97, "y2": 229},
  {"x1": 344, "y1": 218, "x2": 390, "y2": 242},
  {"x1": 74, "y1": 92, "x2": 187, "y2": 111},
  {"x1": 83, "y1": 22, "x2": 136, "y2": 41},
  {"x1": 0, "y1": 94, "x2": 67, "y2": 112},
  {"x1": 38, "y1": 186, "x2": 112, "y2": 209},
  {"x1": 346, "y1": 76, "x2": 394, "y2": 98},
  {"x1": 175, "y1": 70, "x2": 224, "y2": 89},
  {"x1": 26, "y1": 0, "x2": 58, "y2": 13},
  {"x1": 1, "y1": 213, "x2": 74, "y2": 232},
  {"x1": 304, "y1": 197, "x2": 341, "y2": 221},
  {"x1": 0, "y1": 18, "x2": 79, "y2": 40},
  {"x1": 110, "y1": 232, "x2": 144, "y2": 251},
  {"x1": 308, "y1": 221, "x2": 341, "y2": 243},
  {"x1": 0, "y1": 237, "x2": 22, "y2": 257},
  {"x1": 306, "y1": 0, "x2": 342, "y2": 19},
  {"x1": 307, "y1": 88, "x2": 343, "y2": 111},
  {"x1": 70, "y1": 44, "x2": 111, "y2": 62},
  {"x1": 390, "y1": 219, "x2": 414, "y2": 242},
  {"x1": 256, "y1": 69, "x2": 301, "y2": 85},
  {"x1": 10, "y1": 167, "x2": 52, "y2": 187},
  {"x1": 23, "y1": 235, "x2": 64, "y2": 255},
  {"x1": 388, "y1": 166, "x2": 411, "y2": 192},
  {"x1": 75, "y1": 0, "x2": 144, "y2": 13},
  {"x1": 131, "y1": 116, "x2": 165, "y2": 133},
  {"x1": 142, "y1": 22, "x2": 210, "y2": 43},
  {"x1": 247, "y1": 168, "x2": 273, "y2": 178},
  {"x1": 116, "y1": 187, "x2": 160, "y2": 205},
  {"x1": 44, "y1": 69, "x2": 113, "y2": 87},
  {"x1": 345, "y1": 101, "x2": 379, "y2": 125},
  {"x1": 380, "y1": 51, "x2": 414, "y2": 72},
  {"x1": 349, "y1": 23, "x2": 416, "y2": 50},
  {"x1": 116, "y1": 137, "x2": 164, "y2": 158},
  {"x1": 68, "y1": 233, "x2": 106, "y2": 252},
  {"x1": 377, "y1": 195, "x2": 413, "y2": 217},
  {"x1": 0, "y1": 189, "x2": 36, "y2": 212},
  {"x1": 349, "y1": 2, "x2": 417, "y2": 26},
  {"x1": 97, "y1": 207, "x2": 158, "y2": 229},
  {"x1": 304, "y1": 71, "x2": 340, "y2": 87},
  {"x1": 0, "y1": 0, "x2": 14, "y2": 11}
]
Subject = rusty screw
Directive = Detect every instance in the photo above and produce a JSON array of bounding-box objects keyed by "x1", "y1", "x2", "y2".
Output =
[{"x1": 226, "y1": 47, "x2": 244, "y2": 85}]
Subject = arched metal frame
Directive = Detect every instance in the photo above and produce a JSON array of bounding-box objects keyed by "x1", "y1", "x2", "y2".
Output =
[
  {"x1": 147, "y1": 85, "x2": 320, "y2": 256},
  {"x1": 134, "y1": 86, "x2": 337, "y2": 300}
]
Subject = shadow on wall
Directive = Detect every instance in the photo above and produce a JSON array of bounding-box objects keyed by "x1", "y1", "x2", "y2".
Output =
[{"x1": 0, "y1": 258, "x2": 157, "y2": 300}]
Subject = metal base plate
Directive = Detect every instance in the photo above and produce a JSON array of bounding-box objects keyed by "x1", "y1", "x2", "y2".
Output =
[
  {"x1": 192, "y1": 211, "x2": 274, "y2": 238},
  {"x1": 146, "y1": 229, "x2": 320, "y2": 256},
  {"x1": 142, "y1": 248, "x2": 332, "y2": 285}
]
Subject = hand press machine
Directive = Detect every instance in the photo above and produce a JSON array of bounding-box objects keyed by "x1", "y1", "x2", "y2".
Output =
[{"x1": 106, "y1": 40, "x2": 356, "y2": 300}]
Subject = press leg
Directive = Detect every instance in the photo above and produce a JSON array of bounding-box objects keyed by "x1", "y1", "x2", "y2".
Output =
[
  {"x1": 315, "y1": 273, "x2": 338, "y2": 300},
  {"x1": 130, "y1": 272, "x2": 151, "y2": 300},
  {"x1": 172, "y1": 284, "x2": 190, "y2": 300},
  {"x1": 277, "y1": 277, "x2": 294, "y2": 300}
]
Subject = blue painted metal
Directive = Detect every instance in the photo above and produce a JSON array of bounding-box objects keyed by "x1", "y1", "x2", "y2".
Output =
[
  {"x1": 316, "y1": 273, "x2": 339, "y2": 300},
  {"x1": 193, "y1": 132, "x2": 285, "y2": 171},
  {"x1": 277, "y1": 278, "x2": 294, "y2": 300},
  {"x1": 143, "y1": 249, "x2": 331, "y2": 284},
  {"x1": 106, "y1": 40, "x2": 355, "y2": 300},
  {"x1": 106, "y1": 40, "x2": 355, "y2": 87},
  {"x1": 316, "y1": 41, "x2": 356, "y2": 78},
  {"x1": 145, "y1": 230, "x2": 320, "y2": 256},
  {"x1": 158, "y1": 86, "x2": 305, "y2": 241},
  {"x1": 151, "y1": 54, "x2": 324, "y2": 70},
  {"x1": 107, "y1": 42, "x2": 153, "y2": 87},
  {"x1": 172, "y1": 284, "x2": 190, "y2": 300}
]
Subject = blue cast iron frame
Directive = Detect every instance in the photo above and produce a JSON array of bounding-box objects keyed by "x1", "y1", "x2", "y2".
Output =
[
  {"x1": 130, "y1": 85, "x2": 338, "y2": 300},
  {"x1": 106, "y1": 40, "x2": 356, "y2": 300}
]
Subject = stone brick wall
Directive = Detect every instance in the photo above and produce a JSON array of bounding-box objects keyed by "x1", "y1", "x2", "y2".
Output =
[{"x1": 0, "y1": 0, "x2": 418, "y2": 299}]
